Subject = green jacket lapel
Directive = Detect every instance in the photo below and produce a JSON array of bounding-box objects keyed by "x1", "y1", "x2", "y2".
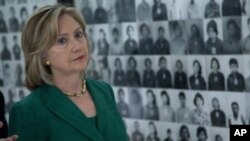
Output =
[
  {"x1": 86, "y1": 79, "x2": 107, "y2": 133},
  {"x1": 43, "y1": 84, "x2": 105, "y2": 141}
]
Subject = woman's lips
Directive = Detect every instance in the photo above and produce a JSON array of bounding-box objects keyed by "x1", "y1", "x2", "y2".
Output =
[{"x1": 73, "y1": 55, "x2": 84, "y2": 61}]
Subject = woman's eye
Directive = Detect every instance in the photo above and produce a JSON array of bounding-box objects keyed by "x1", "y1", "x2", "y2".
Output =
[
  {"x1": 57, "y1": 37, "x2": 67, "y2": 45},
  {"x1": 76, "y1": 31, "x2": 83, "y2": 38}
]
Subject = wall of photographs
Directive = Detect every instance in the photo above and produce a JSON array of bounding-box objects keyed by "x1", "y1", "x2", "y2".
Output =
[
  {"x1": 0, "y1": 0, "x2": 250, "y2": 140},
  {"x1": 74, "y1": 0, "x2": 250, "y2": 141},
  {"x1": 0, "y1": 0, "x2": 57, "y2": 125}
]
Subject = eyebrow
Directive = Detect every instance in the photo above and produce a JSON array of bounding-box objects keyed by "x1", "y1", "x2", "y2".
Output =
[{"x1": 58, "y1": 27, "x2": 83, "y2": 36}]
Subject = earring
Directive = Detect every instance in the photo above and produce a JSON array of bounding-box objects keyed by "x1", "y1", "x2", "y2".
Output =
[{"x1": 46, "y1": 60, "x2": 50, "y2": 66}]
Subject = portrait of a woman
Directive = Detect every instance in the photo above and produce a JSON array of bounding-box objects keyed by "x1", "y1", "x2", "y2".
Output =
[{"x1": 7, "y1": 5, "x2": 128, "y2": 141}]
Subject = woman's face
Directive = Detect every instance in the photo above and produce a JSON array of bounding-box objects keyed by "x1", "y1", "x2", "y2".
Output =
[
  {"x1": 115, "y1": 59, "x2": 122, "y2": 69},
  {"x1": 208, "y1": 27, "x2": 216, "y2": 39},
  {"x1": 47, "y1": 14, "x2": 89, "y2": 77},
  {"x1": 198, "y1": 131, "x2": 206, "y2": 141},
  {"x1": 196, "y1": 97, "x2": 203, "y2": 108},
  {"x1": 147, "y1": 92, "x2": 154, "y2": 103},
  {"x1": 161, "y1": 94, "x2": 168, "y2": 105},
  {"x1": 149, "y1": 124, "x2": 155, "y2": 134},
  {"x1": 129, "y1": 59, "x2": 136, "y2": 69},
  {"x1": 212, "y1": 98, "x2": 219, "y2": 109},
  {"x1": 227, "y1": 23, "x2": 236, "y2": 37},
  {"x1": 142, "y1": 26, "x2": 149, "y2": 37},
  {"x1": 127, "y1": 26, "x2": 134, "y2": 37},
  {"x1": 211, "y1": 60, "x2": 218, "y2": 70},
  {"x1": 176, "y1": 61, "x2": 182, "y2": 70},
  {"x1": 193, "y1": 62, "x2": 200, "y2": 73},
  {"x1": 191, "y1": 25, "x2": 198, "y2": 35}
]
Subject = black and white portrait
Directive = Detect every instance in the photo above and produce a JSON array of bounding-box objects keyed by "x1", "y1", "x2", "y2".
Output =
[
  {"x1": 204, "y1": 19, "x2": 223, "y2": 54},
  {"x1": 222, "y1": 17, "x2": 242, "y2": 54},
  {"x1": 138, "y1": 23, "x2": 154, "y2": 54},
  {"x1": 123, "y1": 23, "x2": 139, "y2": 55}
]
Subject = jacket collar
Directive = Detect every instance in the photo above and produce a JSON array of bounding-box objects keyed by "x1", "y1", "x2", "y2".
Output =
[{"x1": 43, "y1": 79, "x2": 105, "y2": 141}]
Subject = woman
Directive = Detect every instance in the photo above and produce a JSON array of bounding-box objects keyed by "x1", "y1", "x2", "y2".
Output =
[
  {"x1": 189, "y1": 60, "x2": 206, "y2": 90},
  {"x1": 210, "y1": 97, "x2": 226, "y2": 127},
  {"x1": 128, "y1": 89, "x2": 143, "y2": 119},
  {"x1": 196, "y1": 127, "x2": 208, "y2": 141},
  {"x1": 159, "y1": 91, "x2": 175, "y2": 122},
  {"x1": 170, "y1": 21, "x2": 187, "y2": 54},
  {"x1": 152, "y1": 0, "x2": 167, "y2": 21},
  {"x1": 143, "y1": 58, "x2": 156, "y2": 87},
  {"x1": 124, "y1": 25, "x2": 138, "y2": 54},
  {"x1": 8, "y1": 5, "x2": 128, "y2": 141},
  {"x1": 191, "y1": 93, "x2": 210, "y2": 126},
  {"x1": 99, "y1": 56, "x2": 111, "y2": 84},
  {"x1": 146, "y1": 122, "x2": 160, "y2": 141},
  {"x1": 174, "y1": 60, "x2": 188, "y2": 89},
  {"x1": 188, "y1": 24, "x2": 204, "y2": 54},
  {"x1": 223, "y1": 19, "x2": 242, "y2": 54},
  {"x1": 205, "y1": 20, "x2": 223, "y2": 54},
  {"x1": 139, "y1": 23, "x2": 153, "y2": 54},
  {"x1": 97, "y1": 28, "x2": 109, "y2": 55},
  {"x1": 113, "y1": 58, "x2": 126, "y2": 86},
  {"x1": 187, "y1": 0, "x2": 202, "y2": 19},
  {"x1": 143, "y1": 89, "x2": 159, "y2": 120},
  {"x1": 179, "y1": 125, "x2": 190, "y2": 141},
  {"x1": 208, "y1": 57, "x2": 225, "y2": 91},
  {"x1": 116, "y1": 88, "x2": 129, "y2": 118},
  {"x1": 126, "y1": 56, "x2": 141, "y2": 87}
]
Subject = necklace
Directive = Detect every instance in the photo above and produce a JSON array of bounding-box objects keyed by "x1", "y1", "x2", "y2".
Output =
[{"x1": 64, "y1": 79, "x2": 86, "y2": 97}]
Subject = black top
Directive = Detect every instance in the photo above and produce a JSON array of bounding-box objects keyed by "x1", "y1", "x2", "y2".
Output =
[
  {"x1": 0, "y1": 91, "x2": 8, "y2": 138},
  {"x1": 227, "y1": 72, "x2": 245, "y2": 92}
]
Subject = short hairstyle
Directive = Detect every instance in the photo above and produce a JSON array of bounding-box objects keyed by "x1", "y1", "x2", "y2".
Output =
[
  {"x1": 118, "y1": 88, "x2": 124, "y2": 96},
  {"x1": 22, "y1": 5, "x2": 87, "y2": 90},
  {"x1": 126, "y1": 25, "x2": 134, "y2": 35},
  {"x1": 179, "y1": 125, "x2": 190, "y2": 138},
  {"x1": 176, "y1": 59, "x2": 183, "y2": 68},
  {"x1": 212, "y1": 97, "x2": 220, "y2": 108},
  {"x1": 158, "y1": 56, "x2": 166, "y2": 66},
  {"x1": 231, "y1": 101, "x2": 239, "y2": 108},
  {"x1": 161, "y1": 90, "x2": 170, "y2": 105},
  {"x1": 144, "y1": 58, "x2": 152, "y2": 66},
  {"x1": 139, "y1": 23, "x2": 151, "y2": 35},
  {"x1": 226, "y1": 19, "x2": 241, "y2": 40},
  {"x1": 207, "y1": 20, "x2": 218, "y2": 35},
  {"x1": 193, "y1": 93, "x2": 204, "y2": 106},
  {"x1": 20, "y1": 7, "x2": 28, "y2": 16},
  {"x1": 178, "y1": 91, "x2": 185, "y2": 99},
  {"x1": 148, "y1": 121, "x2": 158, "y2": 136},
  {"x1": 158, "y1": 26, "x2": 165, "y2": 33},
  {"x1": 196, "y1": 126, "x2": 207, "y2": 139},
  {"x1": 229, "y1": 58, "x2": 238, "y2": 66},
  {"x1": 128, "y1": 56, "x2": 137, "y2": 68},
  {"x1": 114, "y1": 58, "x2": 122, "y2": 67},
  {"x1": 210, "y1": 57, "x2": 220, "y2": 69},
  {"x1": 112, "y1": 27, "x2": 119, "y2": 35}
]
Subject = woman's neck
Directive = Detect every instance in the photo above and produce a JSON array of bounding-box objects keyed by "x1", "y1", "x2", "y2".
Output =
[{"x1": 53, "y1": 72, "x2": 83, "y2": 93}]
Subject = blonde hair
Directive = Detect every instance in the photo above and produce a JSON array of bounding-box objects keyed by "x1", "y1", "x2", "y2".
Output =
[{"x1": 22, "y1": 4, "x2": 87, "y2": 90}]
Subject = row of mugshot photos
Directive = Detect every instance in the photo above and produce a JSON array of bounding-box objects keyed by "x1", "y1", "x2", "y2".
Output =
[
  {"x1": 84, "y1": 16, "x2": 250, "y2": 55},
  {"x1": 75, "y1": 0, "x2": 250, "y2": 24},
  {"x1": 123, "y1": 118, "x2": 229, "y2": 141},
  {"x1": 0, "y1": 0, "x2": 55, "y2": 5},
  {"x1": 112, "y1": 86, "x2": 250, "y2": 127},
  {"x1": 1, "y1": 16, "x2": 250, "y2": 55},
  {"x1": 87, "y1": 55, "x2": 250, "y2": 92},
  {"x1": 0, "y1": 3, "x2": 55, "y2": 33}
]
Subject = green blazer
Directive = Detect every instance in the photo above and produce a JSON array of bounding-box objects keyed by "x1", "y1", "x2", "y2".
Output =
[{"x1": 9, "y1": 79, "x2": 128, "y2": 141}]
